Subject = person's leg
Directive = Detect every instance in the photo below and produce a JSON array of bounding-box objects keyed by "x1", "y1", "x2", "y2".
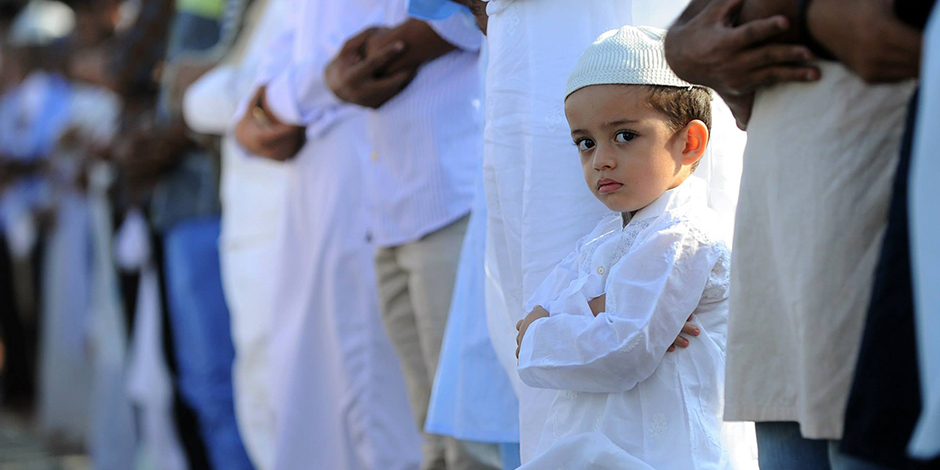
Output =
[
  {"x1": 163, "y1": 216, "x2": 254, "y2": 470},
  {"x1": 375, "y1": 244, "x2": 447, "y2": 470},
  {"x1": 399, "y1": 215, "x2": 501, "y2": 470},
  {"x1": 755, "y1": 422, "x2": 831, "y2": 470}
]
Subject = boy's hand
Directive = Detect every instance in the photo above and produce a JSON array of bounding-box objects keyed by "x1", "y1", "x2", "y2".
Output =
[
  {"x1": 668, "y1": 315, "x2": 701, "y2": 353},
  {"x1": 588, "y1": 294, "x2": 606, "y2": 316},
  {"x1": 516, "y1": 306, "x2": 550, "y2": 359}
]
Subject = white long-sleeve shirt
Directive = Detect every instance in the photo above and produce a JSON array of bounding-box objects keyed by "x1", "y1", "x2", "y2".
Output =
[
  {"x1": 263, "y1": 0, "x2": 483, "y2": 247},
  {"x1": 517, "y1": 178, "x2": 733, "y2": 470}
]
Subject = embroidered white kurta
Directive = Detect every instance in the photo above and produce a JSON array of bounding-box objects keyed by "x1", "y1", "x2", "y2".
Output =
[
  {"x1": 517, "y1": 179, "x2": 732, "y2": 470},
  {"x1": 479, "y1": 0, "x2": 696, "y2": 461}
]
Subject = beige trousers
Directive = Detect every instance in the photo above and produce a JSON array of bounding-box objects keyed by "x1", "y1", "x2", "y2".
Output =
[{"x1": 375, "y1": 215, "x2": 501, "y2": 470}]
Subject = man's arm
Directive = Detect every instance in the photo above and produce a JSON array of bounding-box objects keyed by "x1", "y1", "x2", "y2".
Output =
[
  {"x1": 664, "y1": 0, "x2": 819, "y2": 129},
  {"x1": 802, "y1": 0, "x2": 922, "y2": 83},
  {"x1": 363, "y1": 20, "x2": 460, "y2": 77}
]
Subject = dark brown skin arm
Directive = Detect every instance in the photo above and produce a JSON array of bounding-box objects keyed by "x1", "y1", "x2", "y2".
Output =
[
  {"x1": 739, "y1": 0, "x2": 922, "y2": 83},
  {"x1": 664, "y1": 0, "x2": 818, "y2": 129}
]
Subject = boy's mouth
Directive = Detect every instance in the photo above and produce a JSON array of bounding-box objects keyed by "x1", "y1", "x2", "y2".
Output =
[{"x1": 597, "y1": 178, "x2": 623, "y2": 194}]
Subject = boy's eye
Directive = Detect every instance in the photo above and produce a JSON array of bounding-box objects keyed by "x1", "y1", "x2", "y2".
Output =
[
  {"x1": 615, "y1": 131, "x2": 637, "y2": 143},
  {"x1": 576, "y1": 139, "x2": 595, "y2": 152}
]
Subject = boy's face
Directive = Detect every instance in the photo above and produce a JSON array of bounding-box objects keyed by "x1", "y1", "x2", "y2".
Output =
[{"x1": 565, "y1": 84, "x2": 697, "y2": 214}]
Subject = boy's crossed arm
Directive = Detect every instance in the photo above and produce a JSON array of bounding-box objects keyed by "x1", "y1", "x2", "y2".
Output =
[
  {"x1": 515, "y1": 298, "x2": 700, "y2": 359},
  {"x1": 514, "y1": 231, "x2": 717, "y2": 393}
]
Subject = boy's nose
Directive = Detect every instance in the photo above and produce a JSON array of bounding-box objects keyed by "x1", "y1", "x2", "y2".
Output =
[{"x1": 593, "y1": 147, "x2": 617, "y2": 170}]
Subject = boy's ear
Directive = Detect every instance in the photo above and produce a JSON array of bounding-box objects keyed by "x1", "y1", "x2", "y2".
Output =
[{"x1": 680, "y1": 120, "x2": 709, "y2": 166}]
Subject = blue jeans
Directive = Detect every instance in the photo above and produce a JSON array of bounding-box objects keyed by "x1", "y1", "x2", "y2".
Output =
[
  {"x1": 755, "y1": 422, "x2": 897, "y2": 470},
  {"x1": 164, "y1": 216, "x2": 253, "y2": 470}
]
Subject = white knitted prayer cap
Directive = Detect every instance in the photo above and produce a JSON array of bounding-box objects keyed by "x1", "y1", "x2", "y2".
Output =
[{"x1": 565, "y1": 25, "x2": 695, "y2": 100}]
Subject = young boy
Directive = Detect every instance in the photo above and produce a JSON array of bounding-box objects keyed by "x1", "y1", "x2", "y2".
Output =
[{"x1": 514, "y1": 26, "x2": 732, "y2": 469}]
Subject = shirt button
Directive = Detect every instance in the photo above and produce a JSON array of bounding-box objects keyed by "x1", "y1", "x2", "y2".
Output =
[
  {"x1": 370, "y1": 151, "x2": 379, "y2": 162},
  {"x1": 597, "y1": 266, "x2": 605, "y2": 275}
]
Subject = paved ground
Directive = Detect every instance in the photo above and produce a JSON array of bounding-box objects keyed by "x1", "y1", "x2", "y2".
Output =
[{"x1": 0, "y1": 413, "x2": 89, "y2": 470}]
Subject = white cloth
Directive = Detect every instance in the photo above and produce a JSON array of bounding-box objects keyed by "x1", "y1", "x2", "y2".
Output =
[
  {"x1": 120, "y1": 209, "x2": 189, "y2": 470},
  {"x1": 87, "y1": 163, "x2": 138, "y2": 470},
  {"x1": 181, "y1": 0, "x2": 289, "y2": 466},
  {"x1": 425, "y1": 172, "x2": 521, "y2": 443},
  {"x1": 254, "y1": 2, "x2": 421, "y2": 469},
  {"x1": 480, "y1": 0, "x2": 704, "y2": 461},
  {"x1": 36, "y1": 82, "x2": 117, "y2": 447},
  {"x1": 263, "y1": 0, "x2": 482, "y2": 247},
  {"x1": 725, "y1": 62, "x2": 916, "y2": 439},
  {"x1": 38, "y1": 190, "x2": 93, "y2": 445},
  {"x1": 517, "y1": 178, "x2": 732, "y2": 469},
  {"x1": 909, "y1": 5, "x2": 940, "y2": 460},
  {"x1": 267, "y1": 114, "x2": 422, "y2": 470}
]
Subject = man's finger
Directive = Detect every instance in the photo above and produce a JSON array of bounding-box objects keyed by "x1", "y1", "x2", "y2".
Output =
[
  {"x1": 731, "y1": 15, "x2": 790, "y2": 49},
  {"x1": 364, "y1": 69, "x2": 417, "y2": 109},
  {"x1": 340, "y1": 27, "x2": 381, "y2": 56},
  {"x1": 348, "y1": 41, "x2": 407, "y2": 81},
  {"x1": 738, "y1": 44, "x2": 814, "y2": 71},
  {"x1": 747, "y1": 65, "x2": 820, "y2": 90}
]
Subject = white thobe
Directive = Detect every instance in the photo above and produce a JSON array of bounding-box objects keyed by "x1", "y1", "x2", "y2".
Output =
[
  {"x1": 183, "y1": 0, "x2": 290, "y2": 466},
  {"x1": 516, "y1": 178, "x2": 732, "y2": 470},
  {"x1": 253, "y1": 1, "x2": 422, "y2": 469},
  {"x1": 480, "y1": 0, "x2": 695, "y2": 461}
]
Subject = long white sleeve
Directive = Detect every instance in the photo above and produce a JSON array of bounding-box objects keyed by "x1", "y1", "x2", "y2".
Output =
[{"x1": 517, "y1": 223, "x2": 719, "y2": 393}]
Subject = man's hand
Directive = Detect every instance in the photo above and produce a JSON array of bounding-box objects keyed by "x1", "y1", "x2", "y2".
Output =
[
  {"x1": 325, "y1": 28, "x2": 414, "y2": 109},
  {"x1": 364, "y1": 20, "x2": 457, "y2": 77},
  {"x1": 668, "y1": 315, "x2": 702, "y2": 353},
  {"x1": 665, "y1": 0, "x2": 819, "y2": 129},
  {"x1": 516, "y1": 306, "x2": 550, "y2": 359},
  {"x1": 234, "y1": 87, "x2": 306, "y2": 161},
  {"x1": 807, "y1": 0, "x2": 921, "y2": 83}
]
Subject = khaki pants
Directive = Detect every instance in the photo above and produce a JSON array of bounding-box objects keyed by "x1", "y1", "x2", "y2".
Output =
[{"x1": 375, "y1": 216, "x2": 501, "y2": 470}]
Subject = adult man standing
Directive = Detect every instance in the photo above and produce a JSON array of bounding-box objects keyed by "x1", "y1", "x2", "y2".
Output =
[{"x1": 323, "y1": 3, "x2": 502, "y2": 469}]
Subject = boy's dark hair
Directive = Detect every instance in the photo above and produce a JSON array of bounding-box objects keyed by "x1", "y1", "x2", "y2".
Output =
[
  {"x1": 644, "y1": 85, "x2": 712, "y2": 170},
  {"x1": 644, "y1": 85, "x2": 712, "y2": 133}
]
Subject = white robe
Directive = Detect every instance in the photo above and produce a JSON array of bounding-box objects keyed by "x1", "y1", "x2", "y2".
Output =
[
  {"x1": 266, "y1": 115, "x2": 421, "y2": 470},
  {"x1": 481, "y1": 0, "x2": 699, "y2": 461},
  {"x1": 182, "y1": 1, "x2": 290, "y2": 466},
  {"x1": 253, "y1": 2, "x2": 421, "y2": 468}
]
